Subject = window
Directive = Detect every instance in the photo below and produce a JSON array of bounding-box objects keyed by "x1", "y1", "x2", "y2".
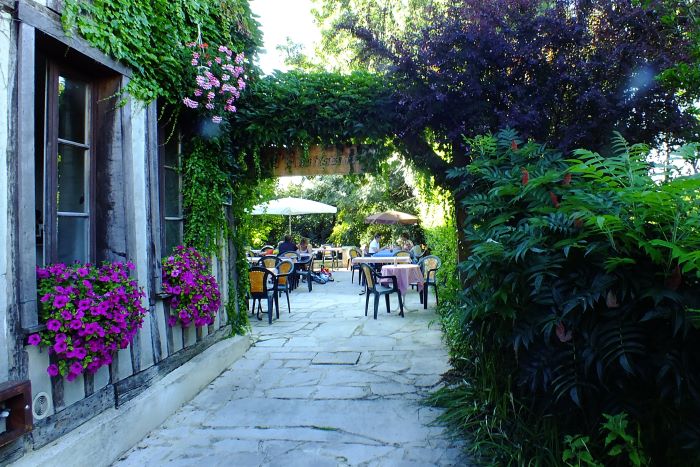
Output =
[
  {"x1": 160, "y1": 130, "x2": 184, "y2": 256},
  {"x1": 36, "y1": 57, "x2": 94, "y2": 265}
]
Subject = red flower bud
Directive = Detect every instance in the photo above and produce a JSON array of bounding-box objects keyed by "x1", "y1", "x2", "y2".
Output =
[
  {"x1": 556, "y1": 322, "x2": 572, "y2": 343},
  {"x1": 562, "y1": 173, "x2": 572, "y2": 185},
  {"x1": 665, "y1": 264, "x2": 682, "y2": 290},
  {"x1": 521, "y1": 168, "x2": 529, "y2": 186},
  {"x1": 549, "y1": 191, "x2": 560, "y2": 208},
  {"x1": 511, "y1": 140, "x2": 518, "y2": 151}
]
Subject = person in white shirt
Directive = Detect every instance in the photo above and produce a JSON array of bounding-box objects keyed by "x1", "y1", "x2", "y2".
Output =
[{"x1": 368, "y1": 233, "x2": 381, "y2": 254}]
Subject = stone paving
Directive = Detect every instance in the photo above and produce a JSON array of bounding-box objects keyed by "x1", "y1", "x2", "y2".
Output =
[{"x1": 113, "y1": 269, "x2": 470, "y2": 466}]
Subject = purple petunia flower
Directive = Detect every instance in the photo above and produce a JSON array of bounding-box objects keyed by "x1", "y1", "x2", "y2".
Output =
[
  {"x1": 53, "y1": 340, "x2": 67, "y2": 353},
  {"x1": 47, "y1": 364, "x2": 59, "y2": 377},
  {"x1": 53, "y1": 295, "x2": 69, "y2": 309},
  {"x1": 28, "y1": 334, "x2": 41, "y2": 346},
  {"x1": 47, "y1": 319, "x2": 61, "y2": 332}
]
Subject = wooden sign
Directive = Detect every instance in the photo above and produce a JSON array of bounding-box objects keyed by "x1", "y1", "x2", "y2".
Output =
[{"x1": 265, "y1": 145, "x2": 370, "y2": 177}]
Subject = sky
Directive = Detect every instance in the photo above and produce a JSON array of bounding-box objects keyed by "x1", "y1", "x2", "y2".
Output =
[{"x1": 249, "y1": 0, "x2": 321, "y2": 75}]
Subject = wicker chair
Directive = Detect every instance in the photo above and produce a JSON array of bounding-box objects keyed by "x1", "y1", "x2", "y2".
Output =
[
  {"x1": 393, "y1": 250, "x2": 411, "y2": 258},
  {"x1": 248, "y1": 267, "x2": 278, "y2": 324},
  {"x1": 359, "y1": 263, "x2": 404, "y2": 319}
]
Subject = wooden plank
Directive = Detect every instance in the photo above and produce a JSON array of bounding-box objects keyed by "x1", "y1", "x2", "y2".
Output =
[
  {"x1": 48, "y1": 355, "x2": 64, "y2": 411},
  {"x1": 114, "y1": 325, "x2": 231, "y2": 407},
  {"x1": 83, "y1": 373, "x2": 94, "y2": 397},
  {"x1": 16, "y1": 1, "x2": 131, "y2": 76},
  {"x1": 17, "y1": 22, "x2": 38, "y2": 329},
  {"x1": 266, "y1": 145, "x2": 370, "y2": 177},
  {"x1": 30, "y1": 384, "x2": 114, "y2": 449}
]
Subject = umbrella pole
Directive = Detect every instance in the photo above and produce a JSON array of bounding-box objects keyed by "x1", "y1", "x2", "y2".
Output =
[{"x1": 288, "y1": 215, "x2": 292, "y2": 235}]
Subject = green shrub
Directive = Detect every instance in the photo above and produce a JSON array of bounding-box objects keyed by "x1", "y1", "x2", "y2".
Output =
[{"x1": 441, "y1": 129, "x2": 700, "y2": 464}]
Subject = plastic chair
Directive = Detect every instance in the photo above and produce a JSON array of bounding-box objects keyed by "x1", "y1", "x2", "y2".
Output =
[
  {"x1": 295, "y1": 255, "x2": 314, "y2": 292},
  {"x1": 258, "y1": 256, "x2": 282, "y2": 269},
  {"x1": 275, "y1": 259, "x2": 295, "y2": 313},
  {"x1": 278, "y1": 251, "x2": 300, "y2": 289},
  {"x1": 359, "y1": 263, "x2": 404, "y2": 319},
  {"x1": 248, "y1": 267, "x2": 279, "y2": 324},
  {"x1": 320, "y1": 244, "x2": 338, "y2": 270},
  {"x1": 348, "y1": 247, "x2": 362, "y2": 283},
  {"x1": 417, "y1": 255, "x2": 441, "y2": 309}
]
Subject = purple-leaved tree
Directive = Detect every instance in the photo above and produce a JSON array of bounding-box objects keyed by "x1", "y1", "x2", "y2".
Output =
[{"x1": 339, "y1": 0, "x2": 695, "y2": 176}]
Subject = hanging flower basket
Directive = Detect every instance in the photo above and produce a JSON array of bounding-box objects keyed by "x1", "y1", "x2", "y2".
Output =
[
  {"x1": 29, "y1": 262, "x2": 147, "y2": 380},
  {"x1": 182, "y1": 42, "x2": 246, "y2": 124},
  {"x1": 162, "y1": 246, "x2": 221, "y2": 327}
]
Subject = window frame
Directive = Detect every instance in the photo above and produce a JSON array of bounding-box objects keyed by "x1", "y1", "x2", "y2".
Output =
[
  {"x1": 40, "y1": 60, "x2": 97, "y2": 265},
  {"x1": 158, "y1": 124, "x2": 184, "y2": 257}
]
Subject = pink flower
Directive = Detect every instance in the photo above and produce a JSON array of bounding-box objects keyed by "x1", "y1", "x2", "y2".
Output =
[
  {"x1": 28, "y1": 334, "x2": 41, "y2": 346},
  {"x1": 212, "y1": 116, "x2": 222, "y2": 124},
  {"x1": 183, "y1": 97, "x2": 199, "y2": 109},
  {"x1": 47, "y1": 319, "x2": 61, "y2": 331}
]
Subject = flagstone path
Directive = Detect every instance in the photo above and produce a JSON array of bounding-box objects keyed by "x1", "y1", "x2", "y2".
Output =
[{"x1": 113, "y1": 270, "x2": 470, "y2": 466}]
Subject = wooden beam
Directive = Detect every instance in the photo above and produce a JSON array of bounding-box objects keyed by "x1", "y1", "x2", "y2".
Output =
[{"x1": 16, "y1": 22, "x2": 38, "y2": 329}]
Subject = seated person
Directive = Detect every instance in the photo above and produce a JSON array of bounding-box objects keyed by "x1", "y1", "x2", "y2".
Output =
[
  {"x1": 297, "y1": 237, "x2": 313, "y2": 255},
  {"x1": 278, "y1": 235, "x2": 297, "y2": 254},
  {"x1": 368, "y1": 233, "x2": 381, "y2": 254},
  {"x1": 398, "y1": 233, "x2": 414, "y2": 252}
]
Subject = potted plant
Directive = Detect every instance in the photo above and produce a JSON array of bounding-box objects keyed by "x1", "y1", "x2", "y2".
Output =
[
  {"x1": 161, "y1": 246, "x2": 221, "y2": 327},
  {"x1": 28, "y1": 262, "x2": 147, "y2": 380},
  {"x1": 181, "y1": 42, "x2": 246, "y2": 124}
]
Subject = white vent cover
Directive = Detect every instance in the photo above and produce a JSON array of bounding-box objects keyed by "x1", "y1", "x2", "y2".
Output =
[{"x1": 32, "y1": 392, "x2": 52, "y2": 420}]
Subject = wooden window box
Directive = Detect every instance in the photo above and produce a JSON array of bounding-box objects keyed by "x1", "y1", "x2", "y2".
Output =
[{"x1": 0, "y1": 381, "x2": 32, "y2": 448}]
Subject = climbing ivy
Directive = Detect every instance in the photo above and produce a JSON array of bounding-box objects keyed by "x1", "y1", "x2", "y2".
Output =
[{"x1": 61, "y1": 0, "x2": 260, "y2": 104}]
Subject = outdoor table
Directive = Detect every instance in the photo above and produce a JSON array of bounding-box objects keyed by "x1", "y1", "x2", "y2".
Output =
[
  {"x1": 380, "y1": 264, "x2": 424, "y2": 296},
  {"x1": 371, "y1": 248, "x2": 401, "y2": 258},
  {"x1": 351, "y1": 256, "x2": 411, "y2": 265}
]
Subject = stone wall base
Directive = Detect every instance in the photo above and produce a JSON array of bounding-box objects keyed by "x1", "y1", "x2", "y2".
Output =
[{"x1": 11, "y1": 335, "x2": 251, "y2": 467}]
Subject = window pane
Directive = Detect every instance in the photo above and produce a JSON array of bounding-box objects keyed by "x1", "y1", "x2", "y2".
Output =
[
  {"x1": 58, "y1": 76, "x2": 87, "y2": 143},
  {"x1": 164, "y1": 220, "x2": 183, "y2": 255},
  {"x1": 57, "y1": 144, "x2": 88, "y2": 213},
  {"x1": 164, "y1": 168, "x2": 181, "y2": 217},
  {"x1": 163, "y1": 136, "x2": 179, "y2": 168},
  {"x1": 57, "y1": 216, "x2": 88, "y2": 264}
]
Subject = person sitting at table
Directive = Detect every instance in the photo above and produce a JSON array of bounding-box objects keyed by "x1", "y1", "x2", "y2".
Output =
[
  {"x1": 368, "y1": 233, "x2": 381, "y2": 254},
  {"x1": 278, "y1": 235, "x2": 297, "y2": 254},
  {"x1": 297, "y1": 237, "x2": 313, "y2": 255},
  {"x1": 398, "y1": 233, "x2": 414, "y2": 252}
]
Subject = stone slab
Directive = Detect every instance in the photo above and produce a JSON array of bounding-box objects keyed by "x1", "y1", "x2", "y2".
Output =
[{"x1": 311, "y1": 351, "x2": 361, "y2": 365}]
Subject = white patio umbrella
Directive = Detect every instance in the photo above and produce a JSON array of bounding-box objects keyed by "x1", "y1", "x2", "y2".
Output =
[{"x1": 251, "y1": 197, "x2": 338, "y2": 234}]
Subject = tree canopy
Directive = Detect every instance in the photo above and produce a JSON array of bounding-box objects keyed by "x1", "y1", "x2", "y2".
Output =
[{"x1": 327, "y1": 0, "x2": 696, "y2": 160}]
